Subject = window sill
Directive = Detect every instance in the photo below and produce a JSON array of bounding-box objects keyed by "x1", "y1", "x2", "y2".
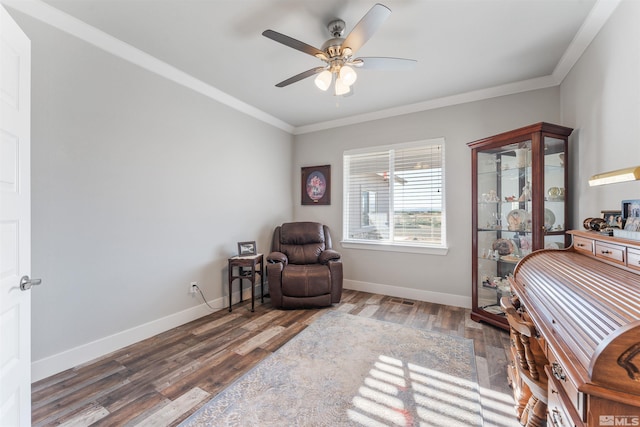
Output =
[{"x1": 340, "y1": 240, "x2": 449, "y2": 255}]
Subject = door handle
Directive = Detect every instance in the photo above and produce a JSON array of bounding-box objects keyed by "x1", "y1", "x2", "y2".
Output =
[{"x1": 20, "y1": 275, "x2": 42, "y2": 291}]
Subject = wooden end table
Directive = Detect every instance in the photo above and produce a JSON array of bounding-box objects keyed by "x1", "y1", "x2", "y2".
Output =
[{"x1": 228, "y1": 253, "x2": 263, "y2": 312}]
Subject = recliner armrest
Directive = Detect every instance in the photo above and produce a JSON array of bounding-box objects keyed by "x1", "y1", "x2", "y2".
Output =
[
  {"x1": 267, "y1": 251, "x2": 288, "y2": 265},
  {"x1": 319, "y1": 249, "x2": 341, "y2": 264}
]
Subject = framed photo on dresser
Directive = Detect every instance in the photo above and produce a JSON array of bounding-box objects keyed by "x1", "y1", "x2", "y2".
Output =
[
  {"x1": 601, "y1": 210, "x2": 623, "y2": 228},
  {"x1": 622, "y1": 199, "x2": 640, "y2": 219}
]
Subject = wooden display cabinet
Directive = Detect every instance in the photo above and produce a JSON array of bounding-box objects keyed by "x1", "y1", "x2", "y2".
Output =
[{"x1": 467, "y1": 122, "x2": 573, "y2": 329}]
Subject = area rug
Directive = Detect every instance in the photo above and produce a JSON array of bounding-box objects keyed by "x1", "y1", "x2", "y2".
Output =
[{"x1": 180, "y1": 311, "x2": 482, "y2": 427}]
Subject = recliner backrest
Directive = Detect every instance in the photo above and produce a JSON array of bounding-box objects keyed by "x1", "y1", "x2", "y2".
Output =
[{"x1": 275, "y1": 222, "x2": 328, "y2": 264}]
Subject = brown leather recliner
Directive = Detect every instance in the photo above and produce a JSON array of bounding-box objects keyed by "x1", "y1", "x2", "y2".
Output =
[{"x1": 266, "y1": 222, "x2": 343, "y2": 309}]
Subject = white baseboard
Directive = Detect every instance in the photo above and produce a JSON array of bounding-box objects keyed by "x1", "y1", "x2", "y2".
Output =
[
  {"x1": 344, "y1": 279, "x2": 472, "y2": 309},
  {"x1": 31, "y1": 286, "x2": 261, "y2": 383},
  {"x1": 32, "y1": 280, "x2": 468, "y2": 382}
]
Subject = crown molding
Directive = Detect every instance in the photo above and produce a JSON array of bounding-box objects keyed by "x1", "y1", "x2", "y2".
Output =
[
  {"x1": 552, "y1": 0, "x2": 621, "y2": 82},
  {"x1": 294, "y1": 0, "x2": 621, "y2": 135},
  {"x1": 3, "y1": 0, "x2": 619, "y2": 136},
  {"x1": 293, "y1": 75, "x2": 558, "y2": 135},
  {"x1": 1, "y1": 0, "x2": 295, "y2": 134}
]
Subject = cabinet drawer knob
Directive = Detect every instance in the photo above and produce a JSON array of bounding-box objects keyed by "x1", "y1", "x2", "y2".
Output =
[
  {"x1": 551, "y1": 409, "x2": 563, "y2": 427},
  {"x1": 601, "y1": 250, "x2": 612, "y2": 254},
  {"x1": 551, "y1": 362, "x2": 566, "y2": 381}
]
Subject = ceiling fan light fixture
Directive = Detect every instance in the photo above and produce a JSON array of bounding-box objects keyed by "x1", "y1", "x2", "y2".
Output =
[
  {"x1": 339, "y1": 65, "x2": 357, "y2": 86},
  {"x1": 263, "y1": 4, "x2": 415, "y2": 95},
  {"x1": 334, "y1": 76, "x2": 351, "y2": 96},
  {"x1": 314, "y1": 70, "x2": 333, "y2": 91}
]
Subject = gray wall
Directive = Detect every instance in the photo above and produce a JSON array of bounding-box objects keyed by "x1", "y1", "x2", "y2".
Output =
[
  {"x1": 14, "y1": 0, "x2": 640, "y2": 381},
  {"x1": 10, "y1": 11, "x2": 294, "y2": 380},
  {"x1": 293, "y1": 88, "x2": 561, "y2": 305},
  {"x1": 561, "y1": 0, "x2": 640, "y2": 223},
  {"x1": 292, "y1": 0, "x2": 640, "y2": 312}
]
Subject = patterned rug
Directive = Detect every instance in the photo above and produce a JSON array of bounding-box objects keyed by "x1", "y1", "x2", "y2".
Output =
[{"x1": 180, "y1": 311, "x2": 482, "y2": 427}]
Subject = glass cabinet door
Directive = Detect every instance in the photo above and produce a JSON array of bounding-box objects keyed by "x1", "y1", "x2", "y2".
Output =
[
  {"x1": 476, "y1": 142, "x2": 532, "y2": 315},
  {"x1": 469, "y1": 123, "x2": 573, "y2": 329},
  {"x1": 543, "y1": 136, "x2": 567, "y2": 249}
]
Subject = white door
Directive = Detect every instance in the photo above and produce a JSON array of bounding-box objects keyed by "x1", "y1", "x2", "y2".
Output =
[{"x1": 0, "y1": 5, "x2": 33, "y2": 426}]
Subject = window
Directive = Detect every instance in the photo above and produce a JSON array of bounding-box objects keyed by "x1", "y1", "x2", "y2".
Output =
[{"x1": 343, "y1": 139, "x2": 446, "y2": 251}]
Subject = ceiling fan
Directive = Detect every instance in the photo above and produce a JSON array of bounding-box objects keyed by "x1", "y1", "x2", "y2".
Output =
[{"x1": 262, "y1": 3, "x2": 417, "y2": 96}]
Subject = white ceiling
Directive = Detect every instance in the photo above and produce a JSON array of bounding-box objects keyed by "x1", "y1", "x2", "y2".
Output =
[{"x1": 10, "y1": 0, "x2": 619, "y2": 133}]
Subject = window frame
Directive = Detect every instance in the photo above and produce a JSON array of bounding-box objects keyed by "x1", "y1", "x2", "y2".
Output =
[{"x1": 341, "y1": 138, "x2": 448, "y2": 255}]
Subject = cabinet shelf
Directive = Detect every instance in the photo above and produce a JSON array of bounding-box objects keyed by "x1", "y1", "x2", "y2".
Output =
[
  {"x1": 478, "y1": 228, "x2": 533, "y2": 233},
  {"x1": 477, "y1": 201, "x2": 533, "y2": 206},
  {"x1": 477, "y1": 167, "x2": 531, "y2": 178},
  {"x1": 468, "y1": 122, "x2": 573, "y2": 330}
]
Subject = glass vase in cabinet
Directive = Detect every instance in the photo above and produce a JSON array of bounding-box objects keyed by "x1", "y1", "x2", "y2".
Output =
[{"x1": 468, "y1": 122, "x2": 573, "y2": 329}]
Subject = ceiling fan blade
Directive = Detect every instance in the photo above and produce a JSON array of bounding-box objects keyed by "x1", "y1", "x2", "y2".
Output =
[
  {"x1": 342, "y1": 3, "x2": 391, "y2": 56},
  {"x1": 354, "y1": 57, "x2": 417, "y2": 71},
  {"x1": 275, "y1": 67, "x2": 326, "y2": 88},
  {"x1": 262, "y1": 29, "x2": 328, "y2": 61}
]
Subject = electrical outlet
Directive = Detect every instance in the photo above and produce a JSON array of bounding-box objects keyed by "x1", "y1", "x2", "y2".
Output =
[{"x1": 190, "y1": 282, "x2": 198, "y2": 294}]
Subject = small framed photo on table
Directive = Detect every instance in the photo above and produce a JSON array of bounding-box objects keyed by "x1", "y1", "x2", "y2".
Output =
[{"x1": 237, "y1": 241, "x2": 256, "y2": 256}]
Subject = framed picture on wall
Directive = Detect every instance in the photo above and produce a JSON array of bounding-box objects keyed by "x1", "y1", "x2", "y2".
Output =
[{"x1": 301, "y1": 165, "x2": 331, "y2": 205}]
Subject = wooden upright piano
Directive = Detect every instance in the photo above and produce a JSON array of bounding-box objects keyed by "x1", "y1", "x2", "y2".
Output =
[{"x1": 504, "y1": 230, "x2": 640, "y2": 427}]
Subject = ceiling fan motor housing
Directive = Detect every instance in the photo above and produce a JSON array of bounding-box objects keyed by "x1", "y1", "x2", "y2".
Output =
[
  {"x1": 262, "y1": 3, "x2": 415, "y2": 89},
  {"x1": 322, "y1": 19, "x2": 349, "y2": 60},
  {"x1": 322, "y1": 38, "x2": 346, "y2": 59},
  {"x1": 327, "y1": 19, "x2": 345, "y2": 37}
]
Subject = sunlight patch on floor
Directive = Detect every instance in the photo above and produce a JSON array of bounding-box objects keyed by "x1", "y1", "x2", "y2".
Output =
[
  {"x1": 347, "y1": 354, "x2": 483, "y2": 427},
  {"x1": 479, "y1": 386, "x2": 521, "y2": 427}
]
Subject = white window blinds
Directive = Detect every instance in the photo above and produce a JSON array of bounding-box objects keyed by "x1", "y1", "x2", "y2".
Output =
[{"x1": 343, "y1": 139, "x2": 445, "y2": 247}]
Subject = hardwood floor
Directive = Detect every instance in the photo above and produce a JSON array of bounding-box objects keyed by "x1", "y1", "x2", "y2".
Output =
[{"x1": 32, "y1": 290, "x2": 519, "y2": 426}]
